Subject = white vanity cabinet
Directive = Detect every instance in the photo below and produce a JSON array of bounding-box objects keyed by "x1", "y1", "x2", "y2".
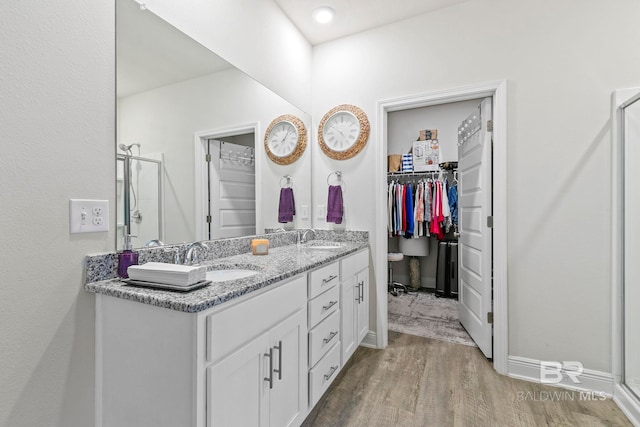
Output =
[
  {"x1": 206, "y1": 276, "x2": 308, "y2": 427},
  {"x1": 340, "y1": 249, "x2": 370, "y2": 364},
  {"x1": 306, "y1": 261, "x2": 342, "y2": 407},
  {"x1": 96, "y1": 274, "x2": 307, "y2": 427}
]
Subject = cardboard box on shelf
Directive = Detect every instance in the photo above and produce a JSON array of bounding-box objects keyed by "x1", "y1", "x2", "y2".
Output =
[{"x1": 412, "y1": 140, "x2": 440, "y2": 172}]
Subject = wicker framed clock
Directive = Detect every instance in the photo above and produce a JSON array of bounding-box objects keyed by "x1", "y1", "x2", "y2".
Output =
[
  {"x1": 264, "y1": 114, "x2": 307, "y2": 165},
  {"x1": 317, "y1": 104, "x2": 370, "y2": 160}
]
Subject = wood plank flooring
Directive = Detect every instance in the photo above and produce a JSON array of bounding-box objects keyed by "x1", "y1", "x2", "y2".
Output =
[{"x1": 302, "y1": 331, "x2": 632, "y2": 427}]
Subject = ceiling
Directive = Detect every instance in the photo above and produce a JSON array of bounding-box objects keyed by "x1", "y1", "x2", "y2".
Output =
[
  {"x1": 273, "y1": 0, "x2": 471, "y2": 45},
  {"x1": 117, "y1": 0, "x2": 231, "y2": 97},
  {"x1": 116, "y1": 0, "x2": 470, "y2": 97}
]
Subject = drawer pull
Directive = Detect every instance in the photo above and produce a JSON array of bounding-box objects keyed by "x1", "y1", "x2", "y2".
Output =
[
  {"x1": 264, "y1": 348, "x2": 274, "y2": 389},
  {"x1": 323, "y1": 331, "x2": 338, "y2": 344},
  {"x1": 322, "y1": 275, "x2": 338, "y2": 285},
  {"x1": 322, "y1": 300, "x2": 338, "y2": 311},
  {"x1": 274, "y1": 341, "x2": 282, "y2": 380},
  {"x1": 324, "y1": 365, "x2": 339, "y2": 381},
  {"x1": 359, "y1": 281, "x2": 364, "y2": 303}
]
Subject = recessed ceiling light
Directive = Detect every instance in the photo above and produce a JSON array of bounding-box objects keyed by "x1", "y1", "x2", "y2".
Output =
[{"x1": 313, "y1": 6, "x2": 335, "y2": 24}]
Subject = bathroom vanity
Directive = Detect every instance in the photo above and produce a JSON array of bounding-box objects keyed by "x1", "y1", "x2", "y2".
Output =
[{"x1": 85, "y1": 232, "x2": 369, "y2": 427}]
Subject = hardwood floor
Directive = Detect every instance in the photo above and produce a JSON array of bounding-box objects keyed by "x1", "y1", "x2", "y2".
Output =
[{"x1": 302, "y1": 331, "x2": 632, "y2": 427}]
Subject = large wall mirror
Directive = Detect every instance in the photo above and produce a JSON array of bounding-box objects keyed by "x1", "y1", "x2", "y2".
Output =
[{"x1": 116, "y1": 0, "x2": 311, "y2": 249}]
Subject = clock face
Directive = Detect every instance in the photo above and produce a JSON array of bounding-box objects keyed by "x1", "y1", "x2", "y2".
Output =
[
  {"x1": 317, "y1": 104, "x2": 370, "y2": 160},
  {"x1": 264, "y1": 114, "x2": 307, "y2": 165},
  {"x1": 267, "y1": 121, "x2": 298, "y2": 157},
  {"x1": 323, "y1": 111, "x2": 361, "y2": 152}
]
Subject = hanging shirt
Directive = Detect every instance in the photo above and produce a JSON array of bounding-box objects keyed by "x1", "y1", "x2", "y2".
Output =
[{"x1": 404, "y1": 184, "x2": 414, "y2": 238}]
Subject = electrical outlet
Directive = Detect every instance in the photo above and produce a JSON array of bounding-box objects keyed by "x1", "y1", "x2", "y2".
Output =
[
  {"x1": 316, "y1": 204, "x2": 325, "y2": 220},
  {"x1": 70, "y1": 199, "x2": 109, "y2": 233},
  {"x1": 300, "y1": 205, "x2": 309, "y2": 220}
]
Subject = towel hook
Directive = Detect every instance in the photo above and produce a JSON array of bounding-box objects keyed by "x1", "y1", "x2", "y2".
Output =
[
  {"x1": 327, "y1": 171, "x2": 342, "y2": 186},
  {"x1": 280, "y1": 175, "x2": 293, "y2": 188}
]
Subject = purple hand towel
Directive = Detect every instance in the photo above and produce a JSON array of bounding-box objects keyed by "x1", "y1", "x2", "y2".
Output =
[
  {"x1": 278, "y1": 187, "x2": 295, "y2": 223},
  {"x1": 326, "y1": 185, "x2": 343, "y2": 224}
]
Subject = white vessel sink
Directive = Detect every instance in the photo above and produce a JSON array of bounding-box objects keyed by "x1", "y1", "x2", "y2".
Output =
[{"x1": 206, "y1": 269, "x2": 259, "y2": 282}]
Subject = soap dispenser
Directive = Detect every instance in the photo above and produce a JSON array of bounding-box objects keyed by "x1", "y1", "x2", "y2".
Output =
[{"x1": 118, "y1": 234, "x2": 139, "y2": 279}]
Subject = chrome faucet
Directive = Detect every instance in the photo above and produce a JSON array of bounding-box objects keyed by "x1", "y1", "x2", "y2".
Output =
[
  {"x1": 274, "y1": 227, "x2": 286, "y2": 232},
  {"x1": 145, "y1": 239, "x2": 164, "y2": 247},
  {"x1": 300, "y1": 229, "x2": 316, "y2": 244},
  {"x1": 183, "y1": 241, "x2": 207, "y2": 265}
]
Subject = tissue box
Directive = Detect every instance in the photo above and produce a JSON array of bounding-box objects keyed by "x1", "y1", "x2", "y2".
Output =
[{"x1": 412, "y1": 140, "x2": 440, "y2": 172}]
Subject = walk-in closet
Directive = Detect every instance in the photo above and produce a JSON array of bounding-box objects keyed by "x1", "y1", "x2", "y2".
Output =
[{"x1": 385, "y1": 98, "x2": 491, "y2": 352}]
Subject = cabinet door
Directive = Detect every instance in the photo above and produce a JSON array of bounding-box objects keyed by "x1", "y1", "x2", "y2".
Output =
[
  {"x1": 207, "y1": 332, "x2": 270, "y2": 427},
  {"x1": 269, "y1": 309, "x2": 307, "y2": 427},
  {"x1": 356, "y1": 270, "x2": 369, "y2": 343},
  {"x1": 340, "y1": 276, "x2": 357, "y2": 364}
]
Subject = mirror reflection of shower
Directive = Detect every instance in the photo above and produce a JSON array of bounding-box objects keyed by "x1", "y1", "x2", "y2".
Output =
[{"x1": 116, "y1": 142, "x2": 164, "y2": 250}]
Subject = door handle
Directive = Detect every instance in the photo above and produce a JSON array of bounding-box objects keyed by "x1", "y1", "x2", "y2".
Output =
[
  {"x1": 264, "y1": 348, "x2": 273, "y2": 389},
  {"x1": 273, "y1": 341, "x2": 282, "y2": 381},
  {"x1": 323, "y1": 331, "x2": 338, "y2": 344},
  {"x1": 322, "y1": 300, "x2": 338, "y2": 311}
]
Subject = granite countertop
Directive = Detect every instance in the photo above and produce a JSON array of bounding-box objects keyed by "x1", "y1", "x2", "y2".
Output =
[{"x1": 85, "y1": 240, "x2": 368, "y2": 313}]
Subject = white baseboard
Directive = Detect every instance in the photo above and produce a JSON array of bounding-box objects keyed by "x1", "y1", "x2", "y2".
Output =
[
  {"x1": 508, "y1": 356, "x2": 614, "y2": 396},
  {"x1": 361, "y1": 331, "x2": 378, "y2": 349},
  {"x1": 613, "y1": 384, "x2": 640, "y2": 426}
]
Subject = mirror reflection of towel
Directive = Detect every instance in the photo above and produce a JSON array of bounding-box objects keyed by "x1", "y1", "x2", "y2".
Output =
[
  {"x1": 326, "y1": 185, "x2": 343, "y2": 224},
  {"x1": 278, "y1": 187, "x2": 295, "y2": 223}
]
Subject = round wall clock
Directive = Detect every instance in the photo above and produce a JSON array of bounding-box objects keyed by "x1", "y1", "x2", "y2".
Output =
[
  {"x1": 264, "y1": 114, "x2": 307, "y2": 165},
  {"x1": 318, "y1": 104, "x2": 370, "y2": 160}
]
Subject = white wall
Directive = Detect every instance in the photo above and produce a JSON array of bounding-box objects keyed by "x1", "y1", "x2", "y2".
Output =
[
  {"x1": 134, "y1": 0, "x2": 312, "y2": 113},
  {"x1": 0, "y1": 1, "x2": 115, "y2": 426},
  {"x1": 312, "y1": 0, "x2": 640, "y2": 373},
  {"x1": 118, "y1": 67, "x2": 312, "y2": 244}
]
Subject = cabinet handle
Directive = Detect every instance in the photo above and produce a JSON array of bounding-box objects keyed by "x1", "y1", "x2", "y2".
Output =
[
  {"x1": 324, "y1": 365, "x2": 339, "y2": 381},
  {"x1": 322, "y1": 275, "x2": 338, "y2": 285},
  {"x1": 273, "y1": 341, "x2": 282, "y2": 380},
  {"x1": 264, "y1": 348, "x2": 274, "y2": 389},
  {"x1": 359, "y1": 281, "x2": 364, "y2": 303},
  {"x1": 323, "y1": 331, "x2": 338, "y2": 344},
  {"x1": 322, "y1": 300, "x2": 338, "y2": 311},
  {"x1": 355, "y1": 281, "x2": 361, "y2": 302}
]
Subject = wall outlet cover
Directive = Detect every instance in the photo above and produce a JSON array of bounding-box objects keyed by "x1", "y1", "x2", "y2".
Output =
[{"x1": 70, "y1": 199, "x2": 109, "y2": 233}]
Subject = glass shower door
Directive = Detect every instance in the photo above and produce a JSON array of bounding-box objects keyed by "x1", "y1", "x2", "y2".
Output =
[{"x1": 117, "y1": 154, "x2": 164, "y2": 249}]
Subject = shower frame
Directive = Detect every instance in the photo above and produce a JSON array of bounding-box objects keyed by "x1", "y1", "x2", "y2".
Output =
[{"x1": 117, "y1": 153, "x2": 165, "y2": 244}]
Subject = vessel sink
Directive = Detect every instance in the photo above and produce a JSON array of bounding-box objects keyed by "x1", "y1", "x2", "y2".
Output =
[
  {"x1": 304, "y1": 242, "x2": 344, "y2": 250},
  {"x1": 206, "y1": 269, "x2": 259, "y2": 282}
]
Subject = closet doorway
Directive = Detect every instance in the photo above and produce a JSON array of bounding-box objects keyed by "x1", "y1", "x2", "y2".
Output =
[{"x1": 375, "y1": 81, "x2": 508, "y2": 374}]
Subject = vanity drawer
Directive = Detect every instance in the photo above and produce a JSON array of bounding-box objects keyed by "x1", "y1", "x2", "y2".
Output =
[
  {"x1": 308, "y1": 310, "x2": 340, "y2": 367},
  {"x1": 308, "y1": 284, "x2": 339, "y2": 329},
  {"x1": 206, "y1": 275, "x2": 306, "y2": 364},
  {"x1": 308, "y1": 261, "x2": 340, "y2": 299},
  {"x1": 309, "y1": 341, "x2": 341, "y2": 407}
]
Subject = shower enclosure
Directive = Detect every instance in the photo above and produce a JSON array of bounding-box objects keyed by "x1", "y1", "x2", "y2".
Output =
[
  {"x1": 116, "y1": 153, "x2": 164, "y2": 249},
  {"x1": 613, "y1": 88, "x2": 640, "y2": 423}
]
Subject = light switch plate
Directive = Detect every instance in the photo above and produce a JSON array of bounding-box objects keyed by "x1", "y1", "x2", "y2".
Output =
[
  {"x1": 300, "y1": 205, "x2": 309, "y2": 220},
  {"x1": 316, "y1": 204, "x2": 325, "y2": 220},
  {"x1": 69, "y1": 199, "x2": 109, "y2": 233}
]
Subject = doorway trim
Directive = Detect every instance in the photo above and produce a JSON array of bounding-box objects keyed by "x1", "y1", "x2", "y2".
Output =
[
  {"x1": 194, "y1": 122, "x2": 261, "y2": 241},
  {"x1": 374, "y1": 80, "x2": 508, "y2": 374},
  {"x1": 611, "y1": 87, "x2": 640, "y2": 424}
]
